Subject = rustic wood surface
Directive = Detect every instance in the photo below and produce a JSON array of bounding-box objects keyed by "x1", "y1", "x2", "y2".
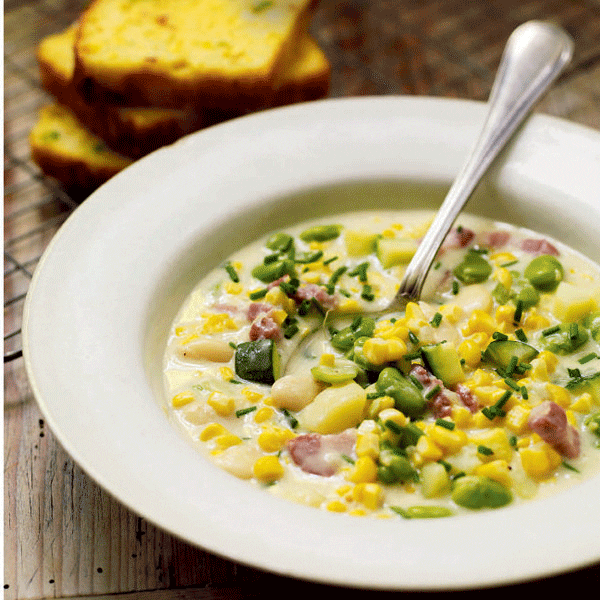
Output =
[{"x1": 5, "y1": 0, "x2": 600, "y2": 598}]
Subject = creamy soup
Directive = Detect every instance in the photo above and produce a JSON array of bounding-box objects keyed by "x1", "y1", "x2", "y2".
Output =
[{"x1": 163, "y1": 210, "x2": 600, "y2": 518}]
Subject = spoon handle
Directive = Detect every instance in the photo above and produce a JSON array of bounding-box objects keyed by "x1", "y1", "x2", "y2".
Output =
[{"x1": 396, "y1": 20, "x2": 573, "y2": 304}]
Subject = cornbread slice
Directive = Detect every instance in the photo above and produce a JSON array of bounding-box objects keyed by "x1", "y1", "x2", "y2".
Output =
[
  {"x1": 39, "y1": 22, "x2": 329, "y2": 158},
  {"x1": 74, "y1": 0, "x2": 317, "y2": 109},
  {"x1": 29, "y1": 104, "x2": 132, "y2": 194}
]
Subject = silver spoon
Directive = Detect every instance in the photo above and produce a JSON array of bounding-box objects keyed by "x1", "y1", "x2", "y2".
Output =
[{"x1": 394, "y1": 20, "x2": 573, "y2": 308}]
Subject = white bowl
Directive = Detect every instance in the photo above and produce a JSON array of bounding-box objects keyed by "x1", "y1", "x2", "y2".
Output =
[{"x1": 23, "y1": 97, "x2": 600, "y2": 591}]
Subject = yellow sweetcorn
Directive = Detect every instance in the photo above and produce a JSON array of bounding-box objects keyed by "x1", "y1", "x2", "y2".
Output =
[
  {"x1": 473, "y1": 459, "x2": 512, "y2": 488},
  {"x1": 201, "y1": 313, "x2": 238, "y2": 334},
  {"x1": 257, "y1": 426, "x2": 295, "y2": 452},
  {"x1": 378, "y1": 407, "x2": 409, "y2": 429},
  {"x1": 352, "y1": 482, "x2": 384, "y2": 510},
  {"x1": 347, "y1": 456, "x2": 378, "y2": 484},
  {"x1": 451, "y1": 405, "x2": 474, "y2": 429},
  {"x1": 253, "y1": 455, "x2": 284, "y2": 483},
  {"x1": 438, "y1": 303, "x2": 463, "y2": 324},
  {"x1": 519, "y1": 442, "x2": 562, "y2": 479},
  {"x1": 427, "y1": 423, "x2": 468, "y2": 455},
  {"x1": 264, "y1": 287, "x2": 296, "y2": 313},
  {"x1": 207, "y1": 391, "x2": 235, "y2": 417},
  {"x1": 522, "y1": 309, "x2": 551, "y2": 332},
  {"x1": 462, "y1": 309, "x2": 496, "y2": 336},
  {"x1": 472, "y1": 385, "x2": 509, "y2": 407},
  {"x1": 504, "y1": 403, "x2": 531, "y2": 434},
  {"x1": 413, "y1": 434, "x2": 444, "y2": 464},
  {"x1": 367, "y1": 395, "x2": 395, "y2": 420},
  {"x1": 336, "y1": 484, "x2": 352, "y2": 497},
  {"x1": 326, "y1": 500, "x2": 347, "y2": 513},
  {"x1": 570, "y1": 392, "x2": 593, "y2": 413},
  {"x1": 270, "y1": 308, "x2": 289, "y2": 326},
  {"x1": 356, "y1": 432, "x2": 380, "y2": 460},
  {"x1": 545, "y1": 383, "x2": 572, "y2": 409},
  {"x1": 212, "y1": 433, "x2": 242, "y2": 451},
  {"x1": 319, "y1": 353, "x2": 336, "y2": 367},
  {"x1": 566, "y1": 409, "x2": 577, "y2": 428},
  {"x1": 493, "y1": 267, "x2": 513, "y2": 290},
  {"x1": 529, "y1": 351, "x2": 559, "y2": 381},
  {"x1": 495, "y1": 305, "x2": 516, "y2": 328},
  {"x1": 337, "y1": 298, "x2": 362, "y2": 313},
  {"x1": 253, "y1": 405, "x2": 275, "y2": 423},
  {"x1": 224, "y1": 281, "x2": 243, "y2": 295},
  {"x1": 199, "y1": 422, "x2": 228, "y2": 441},
  {"x1": 471, "y1": 428, "x2": 514, "y2": 463},
  {"x1": 241, "y1": 387, "x2": 264, "y2": 403},
  {"x1": 172, "y1": 391, "x2": 195, "y2": 408},
  {"x1": 374, "y1": 320, "x2": 410, "y2": 341},
  {"x1": 490, "y1": 251, "x2": 516, "y2": 265},
  {"x1": 219, "y1": 366, "x2": 235, "y2": 381},
  {"x1": 405, "y1": 302, "x2": 427, "y2": 325},
  {"x1": 458, "y1": 338, "x2": 483, "y2": 369},
  {"x1": 362, "y1": 337, "x2": 407, "y2": 365}
]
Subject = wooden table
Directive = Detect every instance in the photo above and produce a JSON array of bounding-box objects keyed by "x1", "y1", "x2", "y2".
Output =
[{"x1": 5, "y1": 1, "x2": 600, "y2": 597}]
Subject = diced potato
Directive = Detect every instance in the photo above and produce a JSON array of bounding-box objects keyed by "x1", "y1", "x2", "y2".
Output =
[
  {"x1": 550, "y1": 282, "x2": 599, "y2": 322},
  {"x1": 298, "y1": 381, "x2": 367, "y2": 434},
  {"x1": 345, "y1": 229, "x2": 378, "y2": 256}
]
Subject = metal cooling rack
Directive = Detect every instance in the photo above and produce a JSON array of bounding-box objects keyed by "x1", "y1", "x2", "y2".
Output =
[{"x1": 5, "y1": 0, "x2": 600, "y2": 366}]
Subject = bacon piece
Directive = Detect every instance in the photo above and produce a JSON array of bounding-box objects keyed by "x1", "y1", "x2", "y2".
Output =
[
  {"x1": 521, "y1": 238, "x2": 559, "y2": 256},
  {"x1": 409, "y1": 365, "x2": 453, "y2": 418},
  {"x1": 440, "y1": 227, "x2": 475, "y2": 253},
  {"x1": 477, "y1": 230, "x2": 510, "y2": 248},
  {"x1": 455, "y1": 383, "x2": 479, "y2": 413},
  {"x1": 528, "y1": 400, "x2": 580, "y2": 459},
  {"x1": 287, "y1": 430, "x2": 357, "y2": 477},
  {"x1": 247, "y1": 302, "x2": 271, "y2": 321},
  {"x1": 294, "y1": 283, "x2": 338, "y2": 309},
  {"x1": 249, "y1": 315, "x2": 282, "y2": 341}
]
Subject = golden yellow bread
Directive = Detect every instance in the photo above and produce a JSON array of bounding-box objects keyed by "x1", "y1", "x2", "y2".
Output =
[
  {"x1": 29, "y1": 103, "x2": 132, "y2": 194},
  {"x1": 73, "y1": 0, "x2": 318, "y2": 109},
  {"x1": 38, "y1": 22, "x2": 329, "y2": 158}
]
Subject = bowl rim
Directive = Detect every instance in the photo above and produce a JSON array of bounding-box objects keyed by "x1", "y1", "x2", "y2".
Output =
[{"x1": 23, "y1": 96, "x2": 600, "y2": 591}]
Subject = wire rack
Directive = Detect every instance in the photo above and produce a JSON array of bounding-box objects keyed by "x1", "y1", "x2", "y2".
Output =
[{"x1": 5, "y1": 0, "x2": 600, "y2": 368}]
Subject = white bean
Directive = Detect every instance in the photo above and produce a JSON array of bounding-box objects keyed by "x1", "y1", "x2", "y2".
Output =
[
  {"x1": 270, "y1": 372, "x2": 324, "y2": 411},
  {"x1": 177, "y1": 338, "x2": 234, "y2": 363},
  {"x1": 453, "y1": 283, "x2": 493, "y2": 313}
]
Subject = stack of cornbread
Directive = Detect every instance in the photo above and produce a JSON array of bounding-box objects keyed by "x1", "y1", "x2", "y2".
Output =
[{"x1": 30, "y1": 0, "x2": 329, "y2": 195}]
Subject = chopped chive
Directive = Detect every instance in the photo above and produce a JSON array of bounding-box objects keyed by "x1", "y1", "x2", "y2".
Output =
[
  {"x1": 284, "y1": 323, "x2": 300, "y2": 339},
  {"x1": 323, "y1": 255, "x2": 339, "y2": 265},
  {"x1": 579, "y1": 352, "x2": 598, "y2": 364},
  {"x1": 361, "y1": 284, "x2": 375, "y2": 301},
  {"x1": 513, "y1": 299, "x2": 524, "y2": 324},
  {"x1": 569, "y1": 323, "x2": 579, "y2": 340},
  {"x1": 235, "y1": 406, "x2": 257, "y2": 418},
  {"x1": 298, "y1": 299, "x2": 312, "y2": 315},
  {"x1": 228, "y1": 342, "x2": 237, "y2": 349},
  {"x1": 348, "y1": 262, "x2": 369, "y2": 282},
  {"x1": 504, "y1": 378, "x2": 521, "y2": 391},
  {"x1": 409, "y1": 374, "x2": 424, "y2": 389},
  {"x1": 492, "y1": 331, "x2": 509, "y2": 341},
  {"x1": 263, "y1": 253, "x2": 280, "y2": 264},
  {"x1": 328, "y1": 266, "x2": 347, "y2": 286},
  {"x1": 509, "y1": 435, "x2": 518, "y2": 448},
  {"x1": 568, "y1": 367, "x2": 582, "y2": 379},
  {"x1": 281, "y1": 408, "x2": 298, "y2": 429},
  {"x1": 404, "y1": 350, "x2": 422, "y2": 361},
  {"x1": 477, "y1": 445, "x2": 494, "y2": 456},
  {"x1": 520, "y1": 386, "x2": 529, "y2": 399},
  {"x1": 434, "y1": 261, "x2": 442, "y2": 270},
  {"x1": 562, "y1": 461, "x2": 580, "y2": 473},
  {"x1": 438, "y1": 459, "x2": 453, "y2": 472},
  {"x1": 435, "y1": 418, "x2": 455, "y2": 430},
  {"x1": 515, "y1": 328, "x2": 528, "y2": 342},
  {"x1": 505, "y1": 355, "x2": 519, "y2": 377},
  {"x1": 500, "y1": 259, "x2": 519, "y2": 268},
  {"x1": 408, "y1": 331, "x2": 419, "y2": 345},
  {"x1": 451, "y1": 280, "x2": 459, "y2": 295},
  {"x1": 294, "y1": 250, "x2": 323, "y2": 264},
  {"x1": 425, "y1": 384, "x2": 441, "y2": 400},
  {"x1": 430, "y1": 312, "x2": 443, "y2": 328},
  {"x1": 542, "y1": 325, "x2": 561, "y2": 336},
  {"x1": 249, "y1": 288, "x2": 268, "y2": 300},
  {"x1": 341, "y1": 454, "x2": 355, "y2": 465},
  {"x1": 224, "y1": 262, "x2": 240, "y2": 282},
  {"x1": 384, "y1": 419, "x2": 404, "y2": 434}
]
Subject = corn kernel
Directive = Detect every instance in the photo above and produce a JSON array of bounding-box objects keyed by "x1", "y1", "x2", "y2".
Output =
[
  {"x1": 570, "y1": 392, "x2": 593, "y2": 413},
  {"x1": 348, "y1": 508, "x2": 367, "y2": 517},
  {"x1": 172, "y1": 391, "x2": 195, "y2": 408},
  {"x1": 405, "y1": 302, "x2": 426, "y2": 323},
  {"x1": 490, "y1": 251, "x2": 516, "y2": 265},
  {"x1": 473, "y1": 459, "x2": 512, "y2": 487},
  {"x1": 302, "y1": 271, "x2": 322, "y2": 284},
  {"x1": 451, "y1": 405, "x2": 474, "y2": 428},
  {"x1": 253, "y1": 406, "x2": 275, "y2": 423},
  {"x1": 326, "y1": 500, "x2": 347, "y2": 512},
  {"x1": 337, "y1": 484, "x2": 352, "y2": 496},
  {"x1": 257, "y1": 426, "x2": 295, "y2": 452},
  {"x1": 458, "y1": 339, "x2": 482, "y2": 369},
  {"x1": 462, "y1": 310, "x2": 496, "y2": 336},
  {"x1": 201, "y1": 313, "x2": 238, "y2": 334},
  {"x1": 352, "y1": 482, "x2": 383, "y2": 510},
  {"x1": 522, "y1": 309, "x2": 551, "y2": 332},
  {"x1": 347, "y1": 456, "x2": 378, "y2": 484},
  {"x1": 504, "y1": 404, "x2": 531, "y2": 434},
  {"x1": 414, "y1": 435, "x2": 443, "y2": 464},
  {"x1": 472, "y1": 385, "x2": 508, "y2": 407},
  {"x1": 253, "y1": 455, "x2": 284, "y2": 483},
  {"x1": 471, "y1": 428, "x2": 513, "y2": 462},
  {"x1": 270, "y1": 308, "x2": 289, "y2": 326},
  {"x1": 199, "y1": 422, "x2": 228, "y2": 441},
  {"x1": 519, "y1": 442, "x2": 562, "y2": 479},
  {"x1": 566, "y1": 409, "x2": 577, "y2": 428},
  {"x1": 337, "y1": 298, "x2": 362, "y2": 313},
  {"x1": 545, "y1": 383, "x2": 571, "y2": 408},
  {"x1": 495, "y1": 304, "x2": 516, "y2": 327},
  {"x1": 378, "y1": 408, "x2": 408, "y2": 428},
  {"x1": 356, "y1": 432, "x2": 380, "y2": 459},
  {"x1": 363, "y1": 337, "x2": 407, "y2": 365},
  {"x1": 367, "y1": 396, "x2": 395, "y2": 419},
  {"x1": 319, "y1": 353, "x2": 336, "y2": 367},
  {"x1": 225, "y1": 281, "x2": 243, "y2": 294},
  {"x1": 219, "y1": 366, "x2": 235, "y2": 381},
  {"x1": 207, "y1": 392, "x2": 235, "y2": 417},
  {"x1": 264, "y1": 287, "x2": 295, "y2": 313},
  {"x1": 428, "y1": 424, "x2": 468, "y2": 455},
  {"x1": 241, "y1": 388, "x2": 264, "y2": 403},
  {"x1": 375, "y1": 321, "x2": 410, "y2": 340},
  {"x1": 213, "y1": 433, "x2": 242, "y2": 450},
  {"x1": 493, "y1": 267, "x2": 513, "y2": 290},
  {"x1": 439, "y1": 303, "x2": 463, "y2": 324}
]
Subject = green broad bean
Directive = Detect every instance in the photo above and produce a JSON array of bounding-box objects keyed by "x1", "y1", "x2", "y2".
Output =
[
  {"x1": 330, "y1": 317, "x2": 376, "y2": 352},
  {"x1": 266, "y1": 232, "x2": 293, "y2": 252},
  {"x1": 451, "y1": 475, "x2": 512, "y2": 509},
  {"x1": 375, "y1": 367, "x2": 428, "y2": 418},
  {"x1": 584, "y1": 411, "x2": 600, "y2": 439},
  {"x1": 453, "y1": 251, "x2": 492, "y2": 284},
  {"x1": 377, "y1": 452, "x2": 417, "y2": 484},
  {"x1": 515, "y1": 284, "x2": 540, "y2": 308},
  {"x1": 392, "y1": 505, "x2": 454, "y2": 519},
  {"x1": 299, "y1": 224, "x2": 343, "y2": 242},
  {"x1": 540, "y1": 323, "x2": 589, "y2": 355},
  {"x1": 524, "y1": 254, "x2": 564, "y2": 291},
  {"x1": 251, "y1": 259, "x2": 295, "y2": 283},
  {"x1": 350, "y1": 336, "x2": 378, "y2": 371},
  {"x1": 583, "y1": 312, "x2": 600, "y2": 341}
]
